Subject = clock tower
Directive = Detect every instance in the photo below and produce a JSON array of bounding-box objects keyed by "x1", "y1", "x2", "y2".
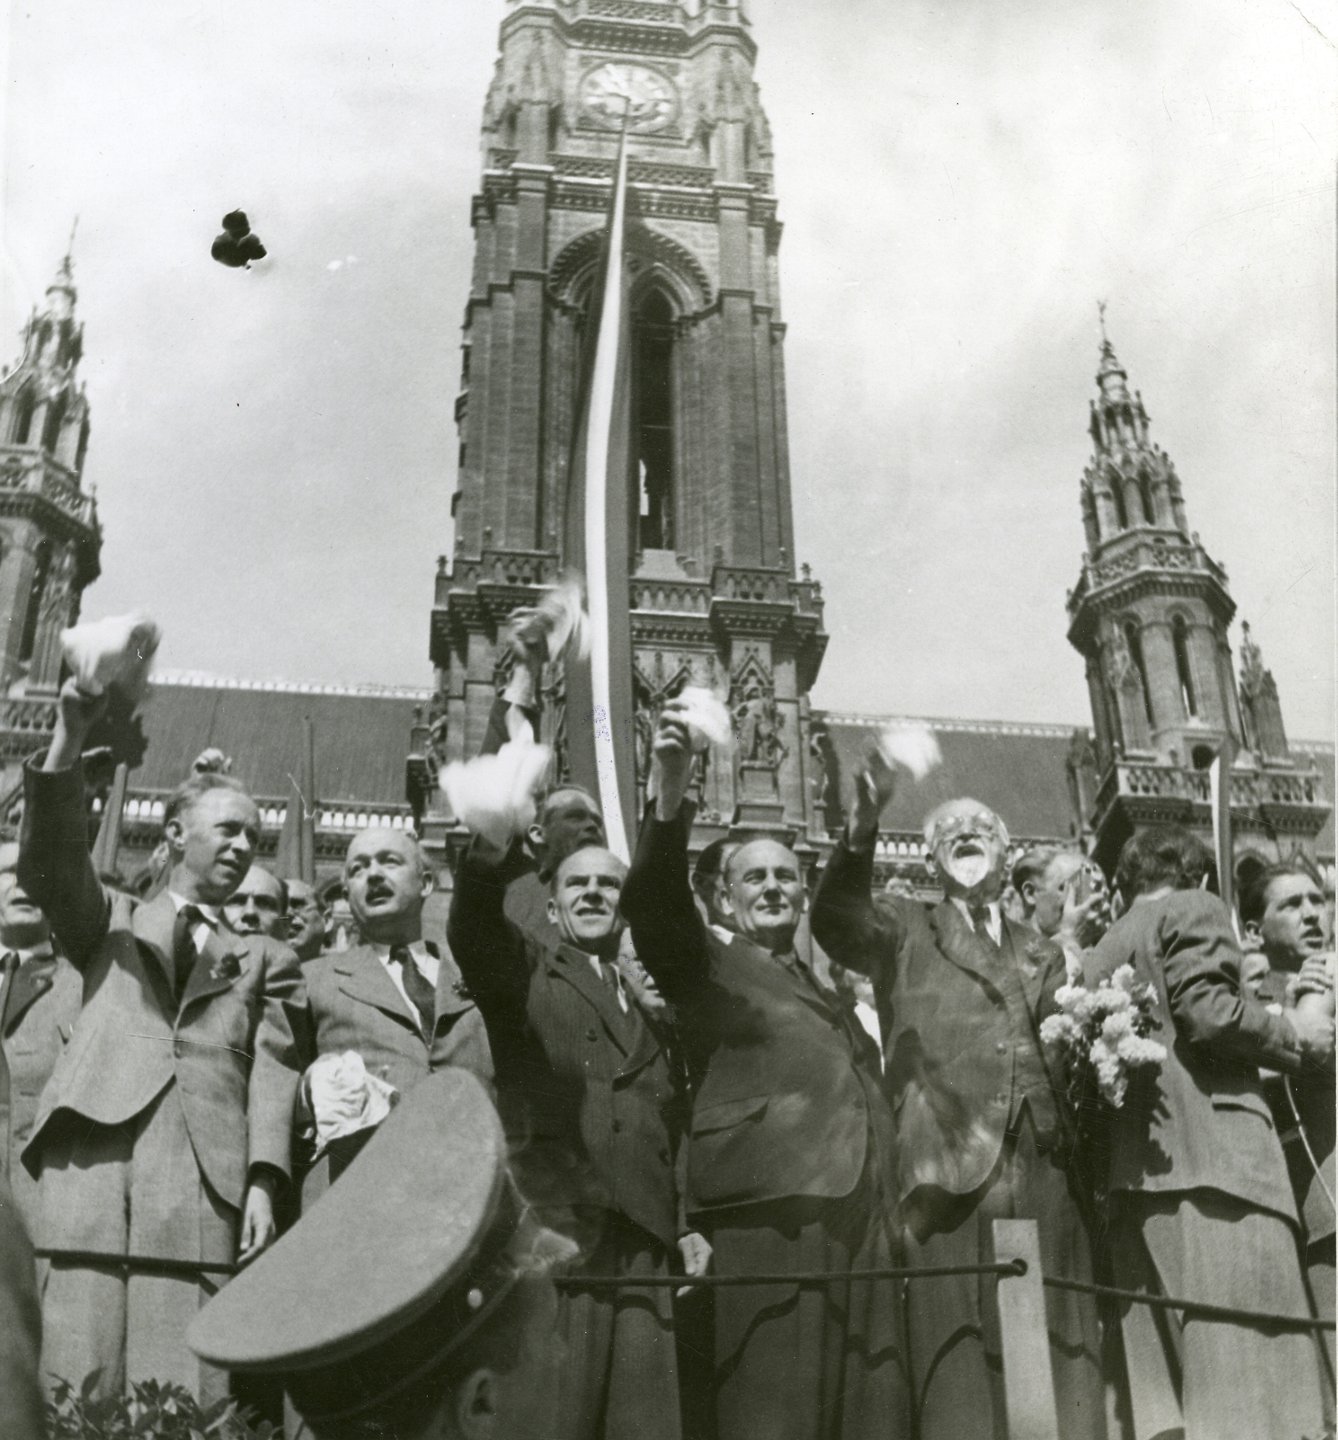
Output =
[{"x1": 411, "y1": 0, "x2": 828, "y2": 858}]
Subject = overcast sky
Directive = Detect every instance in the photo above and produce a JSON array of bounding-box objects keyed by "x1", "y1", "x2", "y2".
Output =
[{"x1": 4, "y1": 0, "x2": 1334, "y2": 739}]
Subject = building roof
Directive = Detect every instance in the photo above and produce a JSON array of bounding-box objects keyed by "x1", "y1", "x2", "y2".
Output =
[
  {"x1": 125, "y1": 676, "x2": 427, "y2": 803},
  {"x1": 817, "y1": 713, "x2": 1085, "y2": 842},
  {"x1": 110, "y1": 677, "x2": 1331, "y2": 857}
]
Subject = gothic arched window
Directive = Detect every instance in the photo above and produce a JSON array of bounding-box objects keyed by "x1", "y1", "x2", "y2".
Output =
[
  {"x1": 1124, "y1": 620, "x2": 1154, "y2": 725},
  {"x1": 19, "y1": 541, "x2": 51, "y2": 665},
  {"x1": 1138, "y1": 472, "x2": 1156, "y2": 525},
  {"x1": 1173, "y1": 615, "x2": 1197, "y2": 717},
  {"x1": 41, "y1": 393, "x2": 67, "y2": 455},
  {"x1": 12, "y1": 387, "x2": 36, "y2": 444},
  {"x1": 1111, "y1": 481, "x2": 1129, "y2": 530},
  {"x1": 630, "y1": 287, "x2": 675, "y2": 551}
]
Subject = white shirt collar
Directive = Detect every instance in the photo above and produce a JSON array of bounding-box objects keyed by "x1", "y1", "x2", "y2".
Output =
[
  {"x1": 168, "y1": 892, "x2": 219, "y2": 926},
  {"x1": 950, "y1": 895, "x2": 1002, "y2": 944}
]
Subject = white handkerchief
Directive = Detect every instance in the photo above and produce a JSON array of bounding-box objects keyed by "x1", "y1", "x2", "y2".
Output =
[
  {"x1": 60, "y1": 613, "x2": 161, "y2": 704},
  {"x1": 507, "y1": 573, "x2": 591, "y2": 667},
  {"x1": 876, "y1": 722, "x2": 942, "y2": 781},
  {"x1": 675, "y1": 686, "x2": 734, "y2": 753},
  {"x1": 441, "y1": 738, "x2": 552, "y2": 851},
  {"x1": 305, "y1": 1051, "x2": 398, "y2": 1157}
]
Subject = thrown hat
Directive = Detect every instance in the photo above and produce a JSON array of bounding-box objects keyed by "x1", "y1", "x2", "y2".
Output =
[{"x1": 189, "y1": 1070, "x2": 547, "y2": 1429}]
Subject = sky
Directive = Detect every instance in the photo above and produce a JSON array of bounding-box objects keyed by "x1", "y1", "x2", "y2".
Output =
[{"x1": 3, "y1": 0, "x2": 1334, "y2": 738}]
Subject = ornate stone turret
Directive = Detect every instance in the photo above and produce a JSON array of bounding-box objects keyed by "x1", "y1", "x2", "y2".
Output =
[
  {"x1": 1237, "y1": 622, "x2": 1290, "y2": 764},
  {"x1": 411, "y1": 0, "x2": 826, "y2": 862},
  {"x1": 1067, "y1": 313, "x2": 1327, "y2": 871},
  {"x1": 0, "y1": 243, "x2": 101, "y2": 698}
]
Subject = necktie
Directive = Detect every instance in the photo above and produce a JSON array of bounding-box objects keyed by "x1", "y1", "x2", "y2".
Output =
[
  {"x1": 172, "y1": 904, "x2": 203, "y2": 998},
  {"x1": 969, "y1": 903, "x2": 998, "y2": 950},
  {"x1": 0, "y1": 951, "x2": 18, "y2": 1032},
  {"x1": 600, "y1": 959, "x2": 630, "y2": 1015},
  {"x1": 392, "y1": 945, "x2": 436, "y2": 1035}
]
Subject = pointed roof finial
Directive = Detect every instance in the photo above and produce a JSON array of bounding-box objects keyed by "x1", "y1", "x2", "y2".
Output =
[{"x1": 1097, "y1": 299, "x2": 1108, "y2": 344}]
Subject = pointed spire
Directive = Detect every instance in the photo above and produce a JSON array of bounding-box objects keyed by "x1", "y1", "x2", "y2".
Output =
[{"x1": 1095, "y1": 301, "x2": 1128, "y2": 400}]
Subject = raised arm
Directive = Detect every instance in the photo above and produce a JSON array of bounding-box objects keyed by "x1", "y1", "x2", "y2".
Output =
[
  {"x1": 618, "y1": 706, "x2": 711, "y2": 1001},
  {"x1": 1161, "y1": 888, "x2": 1324, "y2": 1076},
  {"x1": 810, "y1": 744, "x2": 904, "y2": 979},
  {"x1": 447, "y1": 839, "x2": 535, "y2": 1011},
  {"x1": 17, "y1": 679, "x2": 113, "y2": 967}
]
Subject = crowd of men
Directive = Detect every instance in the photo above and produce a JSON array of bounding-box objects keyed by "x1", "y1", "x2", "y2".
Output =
[{"x1": 0, "y1": 659, "x2": 1334, "y2": 1440}]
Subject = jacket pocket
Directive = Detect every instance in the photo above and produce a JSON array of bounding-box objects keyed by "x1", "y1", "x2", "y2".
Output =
[{"x1": 692, "y1": 1093, "x2": 769, "y2": 1135}]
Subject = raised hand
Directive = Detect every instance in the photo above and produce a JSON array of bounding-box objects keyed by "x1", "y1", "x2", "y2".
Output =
[
  {"x1": 653, "y1": 702, "x2": 696, "y2": 820},
  {"x1": 849, "y1": 746, "x2": 897, "y2": 848},
  {"x1": 45, "y1": 676, "x2": 109, "y2": 772}
]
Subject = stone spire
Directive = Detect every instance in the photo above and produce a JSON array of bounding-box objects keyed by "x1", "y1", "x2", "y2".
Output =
[
  {"x1": 1237, "y1": 621, "x2": 1290, "y2": 761},
  {"x1": 1079, "y1": 310, "x2": 1187, "y2": 548}
]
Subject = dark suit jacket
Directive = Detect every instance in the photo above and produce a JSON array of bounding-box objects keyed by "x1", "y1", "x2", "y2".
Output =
[
  {"x1": 1, "y1": 946, "x2": 81, "y2": 1223},
  {"x1": 17, "y1": 759, "x2": 306, "y2": 1211},
  {"x1": 448, "y1": 842, "x2": 682, "y2": 1252},
  {"x1": 1089, "y1": 888, "x2": 1304, "y2": 1222},
  {"x1": 620, "y1": 808, "x2": 893, "y2": 1216},
  {"x1": 812, "y1": 839, "x2": 1068, "y2": 1205},
  {"x1": 0, "y1": 1172, "x2": 44, "y2": 1440}
]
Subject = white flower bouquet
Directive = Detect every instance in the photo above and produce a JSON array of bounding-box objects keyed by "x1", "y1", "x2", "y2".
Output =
[{"x1": 1040, "y1": 964, "x2": 1167, "y2": 1107}]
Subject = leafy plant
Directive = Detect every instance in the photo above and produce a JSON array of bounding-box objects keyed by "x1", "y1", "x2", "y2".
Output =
[{"x1": 46, "y1": 1373, "x2": 279, "y2": 1440}]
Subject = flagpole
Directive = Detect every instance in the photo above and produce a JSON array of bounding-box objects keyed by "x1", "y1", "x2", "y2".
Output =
[
  {"x1": 1209, "y1": 737, "x2": 1237, "y2": 931},
  {"x1": 580, "y1": 108, "x2": 633, "y2": 860}
]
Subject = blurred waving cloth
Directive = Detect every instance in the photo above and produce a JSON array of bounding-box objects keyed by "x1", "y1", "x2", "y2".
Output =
[{"x1": 563, "y1": 127, "x2": 636, "y2": 862}]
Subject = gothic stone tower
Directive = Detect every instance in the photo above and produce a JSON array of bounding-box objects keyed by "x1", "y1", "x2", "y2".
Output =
[
  {"x1": 411, "y1": 0, "x2": 827, "y2": 857},
  {"x1": 0, "y1": 253, "x2": 102, "y2": 800},
  {"x1": 1066, "y1": 326, "x2": 1328, "y2": 873}
]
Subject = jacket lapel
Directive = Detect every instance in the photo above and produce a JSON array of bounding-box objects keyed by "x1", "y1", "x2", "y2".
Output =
[
  {"x1": 547, "y1": 945, "x2": 630, "y2": 1056},
  {"x1": 999, "y1": 919, "x2": 1049, "y2": 1015},
  {"x1": 429, "y1": 944, "x2": 476, "y2": 1045},
  {"x1": 2, "y1": 955, "x2": 56, "y2": 1035},
  {"x1": 335, "y1": 946, "x2": 421, "y2": 1037},
  {"x1": 179, "y1": 927, "x2": 248, "y2": 1014},
  {"x1": 930, "y1": 901, "x2": 1005, "y2": 996},
  {"x1": 131, "y1": 891, "x2": 183, "y2": 1005}
]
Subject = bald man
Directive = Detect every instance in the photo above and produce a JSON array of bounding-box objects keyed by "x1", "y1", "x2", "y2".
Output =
[
  {"x1": 297, "y1": 827, "x2": 491, "y2": 1199},
  {"x1": 812, "y1": 754, "x2": 1105, "y2": 1440},
  {"x1": 448, "y1": 827, "x2": 691, "y2": 1440},
  {"x1": 619, "y1": 703, "x2": 907, "y2": 1440}
]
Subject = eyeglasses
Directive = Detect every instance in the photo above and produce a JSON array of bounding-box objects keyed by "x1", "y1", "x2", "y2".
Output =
[{"x1": 928, "y1": 811, "x2": 1004, "y2": 846}]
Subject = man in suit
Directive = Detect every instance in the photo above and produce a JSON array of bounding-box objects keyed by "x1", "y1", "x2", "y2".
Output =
[
  {"x1": 222, "y1": 864, "x2": 288, "y2": 939},
  {"x1": 0, "y1": 840, "x2": 81, "y2": 1231},
  {"x1": 0, "y1": 1170, "x2": 45, "y2": 1440},
  {"x1": 620, "y1": 704, "x2": 907, "y2": 1440},
  {"x1": 18, "y1": 677, "x2": 306, "y2": 1403},
  {"x1": 811, "y1": 752, "x2": 1105, "y2": 1440},
  {"x1": 284, "y1": 878, "x2": 328, "y2": 962},
  {"x1": 1091, "y1": 828, "x2": 1332, "y2": 1440},
  {"x1": 298, "y1": 827, "x2": 492, "y2": 1194},
  {"x1": 1239, "y1": 860, "x2": 1336, "y2": 1379},
  {"x1": 449, "y1": 824, "x2": 692, "y2": 1440}
]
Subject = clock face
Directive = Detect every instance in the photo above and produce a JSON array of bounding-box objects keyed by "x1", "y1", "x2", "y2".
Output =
[{"x1": 579, "y1": 62, "x2": 678, "y2": 133}]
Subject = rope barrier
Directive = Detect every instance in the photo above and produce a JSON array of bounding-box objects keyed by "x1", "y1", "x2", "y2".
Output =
[
  {"x1": 35, "y1": 1248, "x2": 239, "y2": 1280},
  {"x1": 34, "y1": 1246, "x2": 1334, "y2": 1336},
  {"x1": 554, "y1": 1260, "x2": 1027, "y2": 1290},
  {"x1": 1041, "y1": 1273, "x2": 1337, "y2": 1333}
]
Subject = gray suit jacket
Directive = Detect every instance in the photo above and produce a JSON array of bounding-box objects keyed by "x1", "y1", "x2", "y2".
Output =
[
  {"x1": 1089, "y1": 888, "x2": 1304, "y2": 1222},
  {"x1": 18, "y1": 759, "x2": 307, "y2": 1212},
  {"x1": 1, "y1": 948, "x2": 81, "y2": 1225},
  {"x1": 300, "y1": 941, "x2": 493, "y2": 1099}
]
